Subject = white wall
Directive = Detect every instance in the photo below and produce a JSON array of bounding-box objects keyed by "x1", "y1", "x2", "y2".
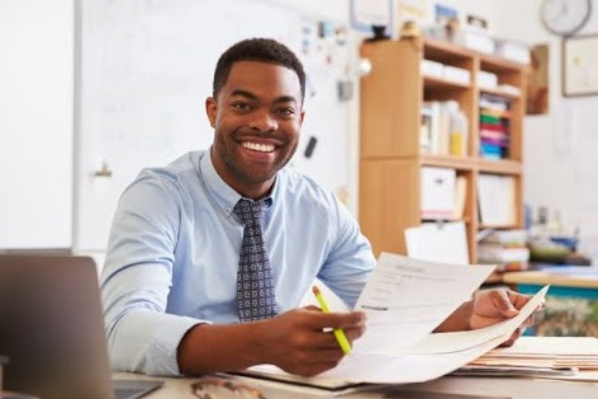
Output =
[
  {"x1": 493, "y1": 0, "x2": 598, "y2": 256},
  {"x1": 5, "y1": 0, "x2": 595, "y2": 258},
  {"x1": 0, "y1": 0, "x2": 73, "y2": 249}
]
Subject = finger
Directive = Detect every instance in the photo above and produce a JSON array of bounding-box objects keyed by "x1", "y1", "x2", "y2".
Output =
[
  {"x1": 303, "y1": 310, "x2": 366, "y2": 330},
  {"x1": 295, "y1": 358, "x2": 344, "y2": 377},
  {"x1": 301, "y1": 346, "x2": 346, "y2": 364},
  {"x1": 500, "y1": 327, "x2": 523, "y2": 347},
  {"x1": 491, "y1": 290, "x2": 519, "y2": 318},
  {"x1": 303, "y1": 305, "x2": 322, "y2": 312},
  {"x1": 521, "y1": 313, "x2": 535, "y2": 328},
  {"x1": 506, "y1": 290, "x2": 532, "y2": 310},
  {"x1": 343, "y1": 325, "x2": 366, "y2": 342},
  {"x1": 292, "y1": 329, "x2": 349, "y2": 350}
]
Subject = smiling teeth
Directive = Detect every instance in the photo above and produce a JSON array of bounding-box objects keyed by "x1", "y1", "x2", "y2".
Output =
[{"x1": 242, "y1": 142, "x2": 275, "y2": 153}]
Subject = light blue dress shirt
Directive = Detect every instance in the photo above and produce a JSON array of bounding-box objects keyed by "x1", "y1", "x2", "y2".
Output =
[{"x1": 101, "y1": 150, "x2": 376, "y2": 376}]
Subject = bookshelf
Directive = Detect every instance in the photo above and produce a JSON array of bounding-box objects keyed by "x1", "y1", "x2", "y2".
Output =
[{"x1": 359, "y1": 37, "x2": 528, "y2": 263}]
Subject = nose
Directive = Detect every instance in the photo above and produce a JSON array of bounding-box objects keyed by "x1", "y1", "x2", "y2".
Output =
[{"x1": 248, "y1": 109, "x2": 278, "y2": 132}]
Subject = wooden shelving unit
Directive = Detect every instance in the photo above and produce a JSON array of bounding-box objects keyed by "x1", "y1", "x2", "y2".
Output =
[{"x1": 359, "y1": 37, "x2": 528, "y2": 263}]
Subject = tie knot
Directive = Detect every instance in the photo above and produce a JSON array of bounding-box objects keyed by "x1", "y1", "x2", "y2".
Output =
[{"x1": 234, "y1": 199, "x2": 268, "y2": 226}]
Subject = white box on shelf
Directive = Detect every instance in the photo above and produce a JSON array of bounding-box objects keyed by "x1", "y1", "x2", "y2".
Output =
[
  {"x1": 477, "y1": 70, "x2": 498, "y2": 90},
  {"x1": 421, "y1": 167, "x2": 456, "y2": 220},
  {"x1": 495, "y1": 39, "x2": 530, "y2": 65},
  {"x1": 442, "y1": 65, "x2": 471, "y2": 85},
  {"x1": 421, "y1": 59, "x2": 444, "y2": 79},
  {"x1": 459, "y1": 31, "x2": 495, "y2": 54}
]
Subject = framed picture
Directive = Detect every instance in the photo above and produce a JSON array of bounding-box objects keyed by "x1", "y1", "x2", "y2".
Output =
[{"x1": 563, "y1": 34, "x2": 598, "y2": 97}]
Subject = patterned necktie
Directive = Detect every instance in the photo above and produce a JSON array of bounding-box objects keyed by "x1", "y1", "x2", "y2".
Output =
[{"x1": 234, "y1": 198, "x2": 277, "y2": 322}]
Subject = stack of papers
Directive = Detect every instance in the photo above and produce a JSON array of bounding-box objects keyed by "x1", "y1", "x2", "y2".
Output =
[
  {"x1": 456, "y1": 336, "x2": 598, "y2": 378},
  {"x1": 239, "y1": 254, "x2": 547, "y2": 387}
]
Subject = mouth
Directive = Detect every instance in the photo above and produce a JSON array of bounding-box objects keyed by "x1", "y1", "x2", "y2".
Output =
[{"x1": 240, "y1": 140, "x2": 276, "y2": 153}]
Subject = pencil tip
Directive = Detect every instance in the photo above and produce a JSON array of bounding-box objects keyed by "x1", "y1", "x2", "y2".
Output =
[{"x1": 312, "y1": 285, "x2": 320, "y2": 294}]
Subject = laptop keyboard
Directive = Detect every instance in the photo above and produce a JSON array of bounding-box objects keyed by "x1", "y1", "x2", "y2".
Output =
[
  {"x1": 113, "y1": 380, "x2": 164, "y2": 399},
  {"x1": 114, "y1": 387, "x2": 149, "y2": 399}
]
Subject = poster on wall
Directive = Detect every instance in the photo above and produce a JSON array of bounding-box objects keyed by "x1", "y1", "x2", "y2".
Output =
[
  {"x1": 350, "y1": 0, "x2": 393, "y2": 37},
  {"x1": 396, "y1": 0, "x2": 427, "y2": 25},
  {"x1": 563, "y1": 34, "x2": 598, "y2": 97}
]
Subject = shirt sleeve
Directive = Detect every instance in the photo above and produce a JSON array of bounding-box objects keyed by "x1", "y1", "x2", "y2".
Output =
[
  {"x1": 100, "y1": 171, "x2": 205, "y2": 376},
  {"x1": 317, "y1": 196, "x2": 377, "y2": 309}
]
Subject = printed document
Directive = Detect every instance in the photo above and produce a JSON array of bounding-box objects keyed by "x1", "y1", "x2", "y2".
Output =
[
  {"x1": 242, "y1": 254, "x2": 547, "y2": 386},
  {"x1": 352, "y1": 253, "x2": 495, "y2": 354}
]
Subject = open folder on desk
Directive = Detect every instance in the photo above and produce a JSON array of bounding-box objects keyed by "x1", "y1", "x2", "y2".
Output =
[{"x1": 239, "y1": 254, "x2": 548, "y2": 387}]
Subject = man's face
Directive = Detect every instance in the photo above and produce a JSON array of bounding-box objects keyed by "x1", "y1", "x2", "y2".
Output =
[{"x1": 206, "y1": 61, "x2": 304, "y2": 198}]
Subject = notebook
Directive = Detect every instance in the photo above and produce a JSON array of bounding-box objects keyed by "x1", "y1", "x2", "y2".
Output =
[{"x1": 0, "y1": 255, "x2": 163, "y2": 399}]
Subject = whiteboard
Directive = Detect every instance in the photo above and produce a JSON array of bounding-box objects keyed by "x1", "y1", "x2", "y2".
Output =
[
  {"x1": 0, "y1": 0, "x2": 73, "y2": 249},
  {"x1": 75, "y1": 0, "x2": 353, "y2": 251}
]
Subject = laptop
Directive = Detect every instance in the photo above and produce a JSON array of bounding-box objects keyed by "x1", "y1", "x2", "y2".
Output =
[{"x1": 0, "y1": 255, "x2": 163, "y2": 399}]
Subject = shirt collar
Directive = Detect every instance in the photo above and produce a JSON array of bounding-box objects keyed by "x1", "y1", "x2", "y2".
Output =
[{"x1": 199, "y1": 148, "x2": 277, "y2": 217}]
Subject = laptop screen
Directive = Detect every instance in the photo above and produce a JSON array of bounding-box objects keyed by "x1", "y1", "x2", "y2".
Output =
[{"x1": 0, "y1": 255, "x2": 118, "y2": 399}]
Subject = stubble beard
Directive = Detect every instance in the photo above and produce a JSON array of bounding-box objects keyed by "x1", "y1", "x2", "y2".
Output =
[{"x1": 216, "y1": 132, "x2": 298, "y2": 188}]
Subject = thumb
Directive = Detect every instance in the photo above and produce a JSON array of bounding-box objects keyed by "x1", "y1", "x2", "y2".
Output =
[{"x1": 494, "y1": 290, "x2": 519, "y2": 318}]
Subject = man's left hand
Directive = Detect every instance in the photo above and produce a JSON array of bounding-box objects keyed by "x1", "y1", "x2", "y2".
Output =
[{"x1": 470, "y1": 289, "x2": 542, "y2": 347}]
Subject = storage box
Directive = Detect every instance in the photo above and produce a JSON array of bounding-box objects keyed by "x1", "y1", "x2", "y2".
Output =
[
  {"x1": 420, "y1": 167, "x2": 456, "y2": 219},
  {"x1": 495, "y1": 39, "x2": 530, "y2": 65},
  {"x1": 477, "y1": 70, "x2": 498, "y2": 90},
  {"x1": 442, "y1": 65, "x2": 471, "y2": 85},
  {"x1": 420, "y1": 59, "x2": 444, "y2": 79}
]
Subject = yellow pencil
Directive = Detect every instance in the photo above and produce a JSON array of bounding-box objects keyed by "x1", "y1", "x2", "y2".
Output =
[{"x1": 312, "y1": 285, "x2": 352, "y2": 355}]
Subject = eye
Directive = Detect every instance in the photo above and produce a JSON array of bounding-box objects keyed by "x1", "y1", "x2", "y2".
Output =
[
  {"x1": 276, "y1": 107, "x2": 295, "y2": 119},
  {"x1": 232, "y1": 102, "x2": 252, "y2": 113}
]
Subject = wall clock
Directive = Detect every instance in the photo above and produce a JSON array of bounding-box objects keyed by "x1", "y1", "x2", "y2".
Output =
[{"x1": 540, "y1": 0, "x2": 592, "y2": 36}]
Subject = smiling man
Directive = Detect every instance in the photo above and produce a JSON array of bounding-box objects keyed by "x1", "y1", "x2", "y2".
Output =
[{"x1": 101, "y1": 38, "x2": 535, "y2": 379}]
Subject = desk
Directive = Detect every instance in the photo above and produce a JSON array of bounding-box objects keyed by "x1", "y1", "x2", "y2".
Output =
[
  {"x1": 504, "y1": 268, "x2": 598, "y2": 299},
  {"x1": 504, "y1": 268, "x2": 598, "y2": 336},
  {"x1": 116, "y1": 372, "x2": 598, "y2": 399}
]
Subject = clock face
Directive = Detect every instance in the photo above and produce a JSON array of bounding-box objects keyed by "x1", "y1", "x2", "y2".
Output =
[{"x1": 540, "y1": 0, "x2": 592, "y2": 36}]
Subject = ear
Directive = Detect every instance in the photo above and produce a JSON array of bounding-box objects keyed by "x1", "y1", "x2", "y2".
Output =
[
  {"x1": 299, "y1": 109, "x2": 306, "y2": 127},
  {"x1": 205, "y1": 97, "x2": 217, "y2": 128}
]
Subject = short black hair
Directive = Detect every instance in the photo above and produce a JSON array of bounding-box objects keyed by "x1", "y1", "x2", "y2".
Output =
[{"x1": 212, "y1": 38, "x2": 306, "y2": 103}]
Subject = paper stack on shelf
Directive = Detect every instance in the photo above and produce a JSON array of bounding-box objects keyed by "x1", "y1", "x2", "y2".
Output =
[
  {"x1": 455, "y1": 337, "x2": 598, "y2": 379},
  {"x1": 477, "y1": 229, "x2": 529, "y2": 272},
  {"x1": 420, "y1": 59, "x2": 444, "y2": 79},
  {"x1": 477, "y1": 70, "x2": 498, "y2": 90},
  {"x1": 479, "y1": 94, "x2": 511, "y2": 160},
  {"x1": 495, "y1": 39, "x2": 531, "y2": 65},
  {"x1": 477, "y1": 175, "x2": 516, "y2": 226}
]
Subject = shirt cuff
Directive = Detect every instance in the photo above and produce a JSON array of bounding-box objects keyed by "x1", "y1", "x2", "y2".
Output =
[{"x1": 109, "y1": 312, "x2": 210, "y2": 376}]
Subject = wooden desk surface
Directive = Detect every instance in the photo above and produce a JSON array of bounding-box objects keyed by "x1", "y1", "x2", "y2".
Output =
[
  {"x1": 115, "y1": 371, "x2": 598, "y2": 399},
  {"x1": 503, "y1": 269, "x2": 598, "y2": 289}
]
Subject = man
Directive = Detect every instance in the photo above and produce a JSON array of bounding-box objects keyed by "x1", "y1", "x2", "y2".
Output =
[{"x1": 101, "y1": 38, "x2": 534, "y2": 378}]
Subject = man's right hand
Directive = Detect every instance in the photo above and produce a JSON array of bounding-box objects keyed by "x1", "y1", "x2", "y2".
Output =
[
  {"x1": 177, "y1": 307, "x2": 366, "y2": 377},
  {"x1": 255, "y1": 307, "x2": 366, "y2": 377}
]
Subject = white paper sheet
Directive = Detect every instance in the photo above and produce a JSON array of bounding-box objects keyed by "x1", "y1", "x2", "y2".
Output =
[
  {"x1": 352, "y1": 253, "x2": 495, "y2": 354},
  {"x1": 389, "y1": 286, "x2": 550, "y2": 355},
  {"x1": 317, "y1": 285, "x2": 548, "y2": 383},
  {"x1": 241, "y1": 256, "x2": 548, "y2": 386}
]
